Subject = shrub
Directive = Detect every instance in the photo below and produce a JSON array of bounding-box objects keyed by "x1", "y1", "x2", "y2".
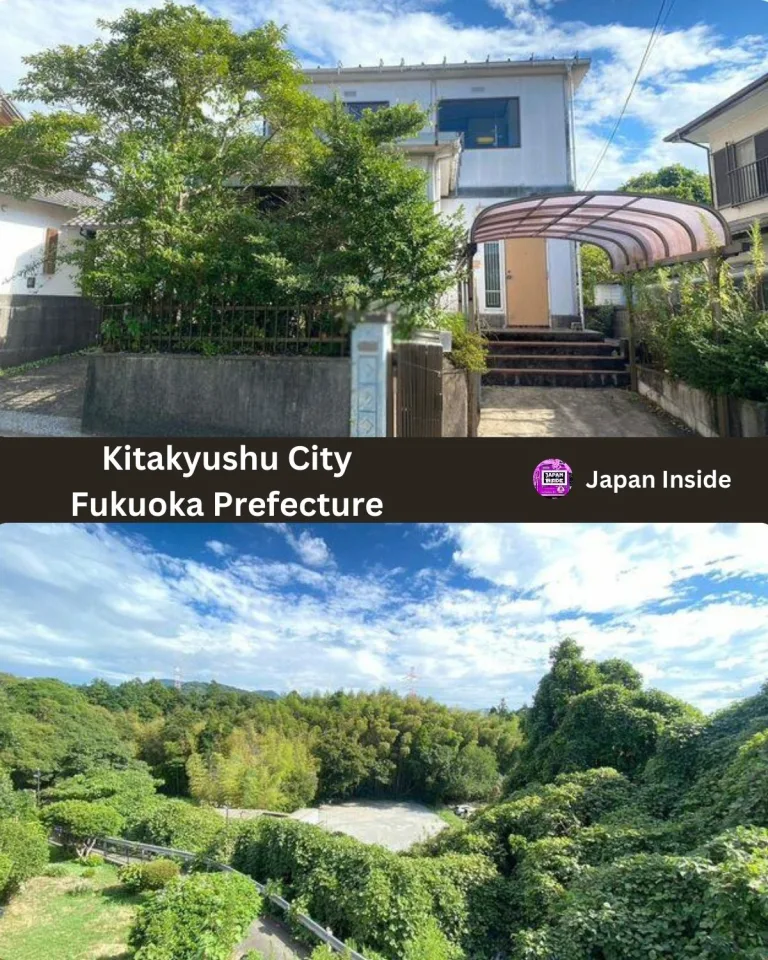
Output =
[
  {"x1": 120, "y1": 858, "x2": 181, "y2": 893},
  {"x1": 137, "y1": 799, "x2": 225, "y2": 853},
  {"x1": 0, "y1": 818, "x2": 49, "y2": 896},
  {"x1": 81, "y1": 867, "x2": 96, "y2": 878},
  {"x1": 44, "y1": 864, "x2": 69, "y2": 877},
  {"x1": 129, "y1": 872, "x2": 262, "y2": 960},
  {"x1": 0, "y1": 852, "x2": 13, "y2": 899},
  {"x1": 80, "y1": 853, "x2": 105, "y2": 867}
]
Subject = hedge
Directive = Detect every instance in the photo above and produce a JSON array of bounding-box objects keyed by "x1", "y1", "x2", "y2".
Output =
[
  {"x1": 0, "y1": 818, "x2": 49, "y2": 897},
  {"x1": 129, "y1": 871, "x2": 262, "y2": 960},
  {"x1": 231, "y1": 817, "x2": 503, "y2": 959},
  {"x1": 119, "y1": 858, "x2": 181, "y2": 892}
]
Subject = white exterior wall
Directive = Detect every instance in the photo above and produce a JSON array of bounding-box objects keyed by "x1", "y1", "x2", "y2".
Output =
[
  {"x1": 305, "y1": 72, "x2": 572, "y2": 189},
  {"x1": 0, "y1": 196, "x2": 81, "y2": 296},
  {"x1": 304, "y1": 68, "x2": 580, "y2": 324}
]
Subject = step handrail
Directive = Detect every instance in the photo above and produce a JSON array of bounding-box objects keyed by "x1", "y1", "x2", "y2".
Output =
[{"x1": 51, "y1": 829, "x2": 369, "y2": 960}]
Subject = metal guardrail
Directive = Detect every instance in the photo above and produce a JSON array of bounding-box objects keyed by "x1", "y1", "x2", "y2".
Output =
[{"x1": 51, "y1": 830, "x2": 369, "y2": 960}]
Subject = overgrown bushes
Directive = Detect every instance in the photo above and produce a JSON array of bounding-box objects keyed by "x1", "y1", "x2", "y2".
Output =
[
  {"x1": 636, "y1": 224, "x2": 768, "y2": 401},
  {"x1": 231, "y1": 816, "x2": 501, "y2": 958},
  {"x1": 129, "y1": 871, "x2": 262, "y2": 960},
  {"x1": 0, "y1": 818, "x2": 49, "y2": 898},
  {"x1": 513, "y1": 840, "x2": 768, "y2": 960}
]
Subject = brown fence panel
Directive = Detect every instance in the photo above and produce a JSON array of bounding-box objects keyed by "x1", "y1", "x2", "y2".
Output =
[{"x1": 395, "y1": 342, "x2": 443, "y2": 437}]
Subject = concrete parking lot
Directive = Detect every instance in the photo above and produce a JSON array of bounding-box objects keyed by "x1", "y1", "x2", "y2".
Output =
[{"x1": 290, "y1": 800, "x2": 447, "y2": 851}]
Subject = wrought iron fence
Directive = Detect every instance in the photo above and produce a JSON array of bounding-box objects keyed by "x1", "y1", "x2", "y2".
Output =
[{"x1": 101, "y1": 300, "x2": 350, "y2": 357}]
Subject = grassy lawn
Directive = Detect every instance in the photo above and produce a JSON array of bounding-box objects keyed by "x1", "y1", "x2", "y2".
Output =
[{"x1": 0, "y1": 860, "x2": 142, "y2": 960}]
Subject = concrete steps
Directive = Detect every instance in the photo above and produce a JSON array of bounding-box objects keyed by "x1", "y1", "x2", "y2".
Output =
[{"x1": 483, "y1": 328, "x2": 629, "y2": 389}]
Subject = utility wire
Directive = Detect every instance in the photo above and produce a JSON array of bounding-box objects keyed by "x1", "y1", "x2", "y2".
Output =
[{"x1": 582, "y1": 0, "x2": 676, "y2": 189}]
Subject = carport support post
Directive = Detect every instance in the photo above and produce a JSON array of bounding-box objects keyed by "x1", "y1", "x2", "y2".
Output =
[
  {"x1": 624, "y1": 275, "x2": 638, "y2": 392},
  {"x1": 350, "y1": 312, "x2": 393, "y2": 437}
]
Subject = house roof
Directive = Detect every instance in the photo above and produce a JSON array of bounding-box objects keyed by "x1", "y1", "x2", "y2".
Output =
[
  {"x1": 31, "y1": 189, "x2": 105, "y2": 210},
  {"x1": 302, "y1": 57, "x2": 591, "y2": 90},
  {"x1": 470, "y1": 191, "x2": 732, "y2": 274},
  {"x1": 664, "y1": 70, "x2": 768, "y2": 144},
  {"x1": 0, "y1": 90, "x2": 24, "y2": 124}
]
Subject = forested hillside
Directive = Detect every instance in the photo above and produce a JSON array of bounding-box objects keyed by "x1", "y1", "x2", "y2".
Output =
[{"x1": 1, "y1": 640, "x2": 767, "y2": 959}]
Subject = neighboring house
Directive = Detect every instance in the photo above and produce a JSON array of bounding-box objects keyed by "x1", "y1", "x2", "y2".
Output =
[
  {"x1": 303, "y1": 57, "x2": 590, "y2": 329},
  {"x1": 0, "y1": 92, "x2": 102, "y2": 367},
  {"x1": 666, "y1": 71, "x2": 768, "y2": 279}
]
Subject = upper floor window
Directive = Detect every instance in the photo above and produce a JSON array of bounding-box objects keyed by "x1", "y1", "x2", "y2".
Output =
[
  {"x1": 344, "y1": 101, "x2": 389, "y2": 120},
  {"x1": 437, "y1": 98, "x2": 521, "y2": 149}
]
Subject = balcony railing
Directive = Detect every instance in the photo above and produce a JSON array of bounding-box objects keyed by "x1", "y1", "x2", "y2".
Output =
[{"x1": 729, "y1": 156, "x2": 768, "y2": 206}]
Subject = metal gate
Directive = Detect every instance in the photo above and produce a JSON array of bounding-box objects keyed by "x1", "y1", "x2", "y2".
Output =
[{"x1": 394, "y1": 341, "x2": 443, "y2": 437}]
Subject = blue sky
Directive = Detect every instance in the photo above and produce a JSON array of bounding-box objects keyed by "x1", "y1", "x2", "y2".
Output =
[
  {"x1": 1, "y1": 0, "x2": 768, "y2": 186},
  {"x1": 0, "y1": 523, "x2": 766, "y2": 713}
]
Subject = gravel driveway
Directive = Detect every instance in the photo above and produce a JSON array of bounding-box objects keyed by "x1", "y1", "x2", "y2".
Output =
[{"x1": 0, "y1": 354, "x2": 90, "y2": 436}]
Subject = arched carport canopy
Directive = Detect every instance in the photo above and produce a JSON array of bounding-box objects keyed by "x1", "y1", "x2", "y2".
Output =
[{"x1": 469, "y1": 191, "x2": 732, "y2": 273}]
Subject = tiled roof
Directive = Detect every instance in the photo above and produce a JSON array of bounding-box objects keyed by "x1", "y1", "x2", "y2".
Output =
[{"x1": 31, "y1": 189, "x2": 105, "y2": 210}]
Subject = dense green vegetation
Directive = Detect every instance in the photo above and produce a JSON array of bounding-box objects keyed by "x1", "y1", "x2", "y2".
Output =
[
  {"x1": 0, "y1": 641, "x2": 767, "y2": 959},
  {"x1": 129, "y1": 871, "x2": 262, "y2": 960}
]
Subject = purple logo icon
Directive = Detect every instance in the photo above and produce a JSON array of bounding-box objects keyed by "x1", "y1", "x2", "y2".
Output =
[{"x1": 533, "y1": 459, "x2": 572, "y2": 498}]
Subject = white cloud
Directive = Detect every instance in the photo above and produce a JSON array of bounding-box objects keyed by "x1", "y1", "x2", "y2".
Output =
[
  {"x1": 2, "y1": 1, "x2": 766, "y2": 187},
  {"x1": 206, "y1": 539, "x2": 233, "y2": 557},
  {"x1": 267, "y1": 524, "x2": 333, "y2": 567},
  {"x1": 0, "y1": 523, "x2": 766, "y2": 714}
]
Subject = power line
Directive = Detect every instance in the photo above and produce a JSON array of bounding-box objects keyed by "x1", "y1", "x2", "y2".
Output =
[{"x1": 582, "y1": 0, "x2": 676, "y2": 190}]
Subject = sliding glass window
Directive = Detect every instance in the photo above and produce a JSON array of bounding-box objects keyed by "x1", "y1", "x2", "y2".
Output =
[{"x1": 438, "y1": 98, "x2": 521, "y2": 149}]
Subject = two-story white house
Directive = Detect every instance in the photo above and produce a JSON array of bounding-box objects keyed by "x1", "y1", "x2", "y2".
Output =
[
  {"x1": 303, "y1": 58, "x2": 590, "y2": 329},
  {"x1": 666, "y1": 70, "x2": 768, "y2": 283}
]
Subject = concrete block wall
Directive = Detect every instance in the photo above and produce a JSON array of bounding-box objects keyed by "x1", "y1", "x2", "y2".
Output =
[{"x1": 0, "y1": 294, "x2": 100, "y2": 368}]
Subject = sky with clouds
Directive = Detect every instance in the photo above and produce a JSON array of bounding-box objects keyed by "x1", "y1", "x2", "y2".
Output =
[
  {"x1": 1, "y1": 0, "x2": 768, "y2": 186},
  {"x1": 0, "y1": 522, "x2": 766, "y2": 714}
]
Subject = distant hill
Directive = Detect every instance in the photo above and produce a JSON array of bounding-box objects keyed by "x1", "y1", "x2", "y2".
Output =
[{"x1": 157, "y1": 678, "x2": 280, "y2": 699}]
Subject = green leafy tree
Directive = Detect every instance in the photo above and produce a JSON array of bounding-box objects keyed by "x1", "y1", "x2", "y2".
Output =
[
  {"x1": 621, "y1": 163, "x2": 712, "y2": 204},
  {"x1": 40, "y1": 799, "x2": 124, "y2": 858},
  {"x1": 252, "y1": 99, "x2": 466, "y2": 332},
  {"x1": 580, "y1": 244, "x2": 615, "y2": 307},
  {"x1": 0, "y1": 2, "x2": 320, "y2": 304}
]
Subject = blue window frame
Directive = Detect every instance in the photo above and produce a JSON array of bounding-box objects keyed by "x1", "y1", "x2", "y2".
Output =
[
  {"x1": 437, "y1": 98, "x2": 521, "y2": 149},
  {"x1": 344, "y1": 101, "x2": 389, "y2": 119}
]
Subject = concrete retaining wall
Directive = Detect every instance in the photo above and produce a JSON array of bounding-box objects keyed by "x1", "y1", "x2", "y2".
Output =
[
  {"x1": 0, "y1": 294, "x2": 100, "y2": 368},
  {"x1": 83, "y1": 352, "x2": 351, "y2": 436},
  {"x1": 638, "y1": 365, "x2": 768, "y2": 438}
]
